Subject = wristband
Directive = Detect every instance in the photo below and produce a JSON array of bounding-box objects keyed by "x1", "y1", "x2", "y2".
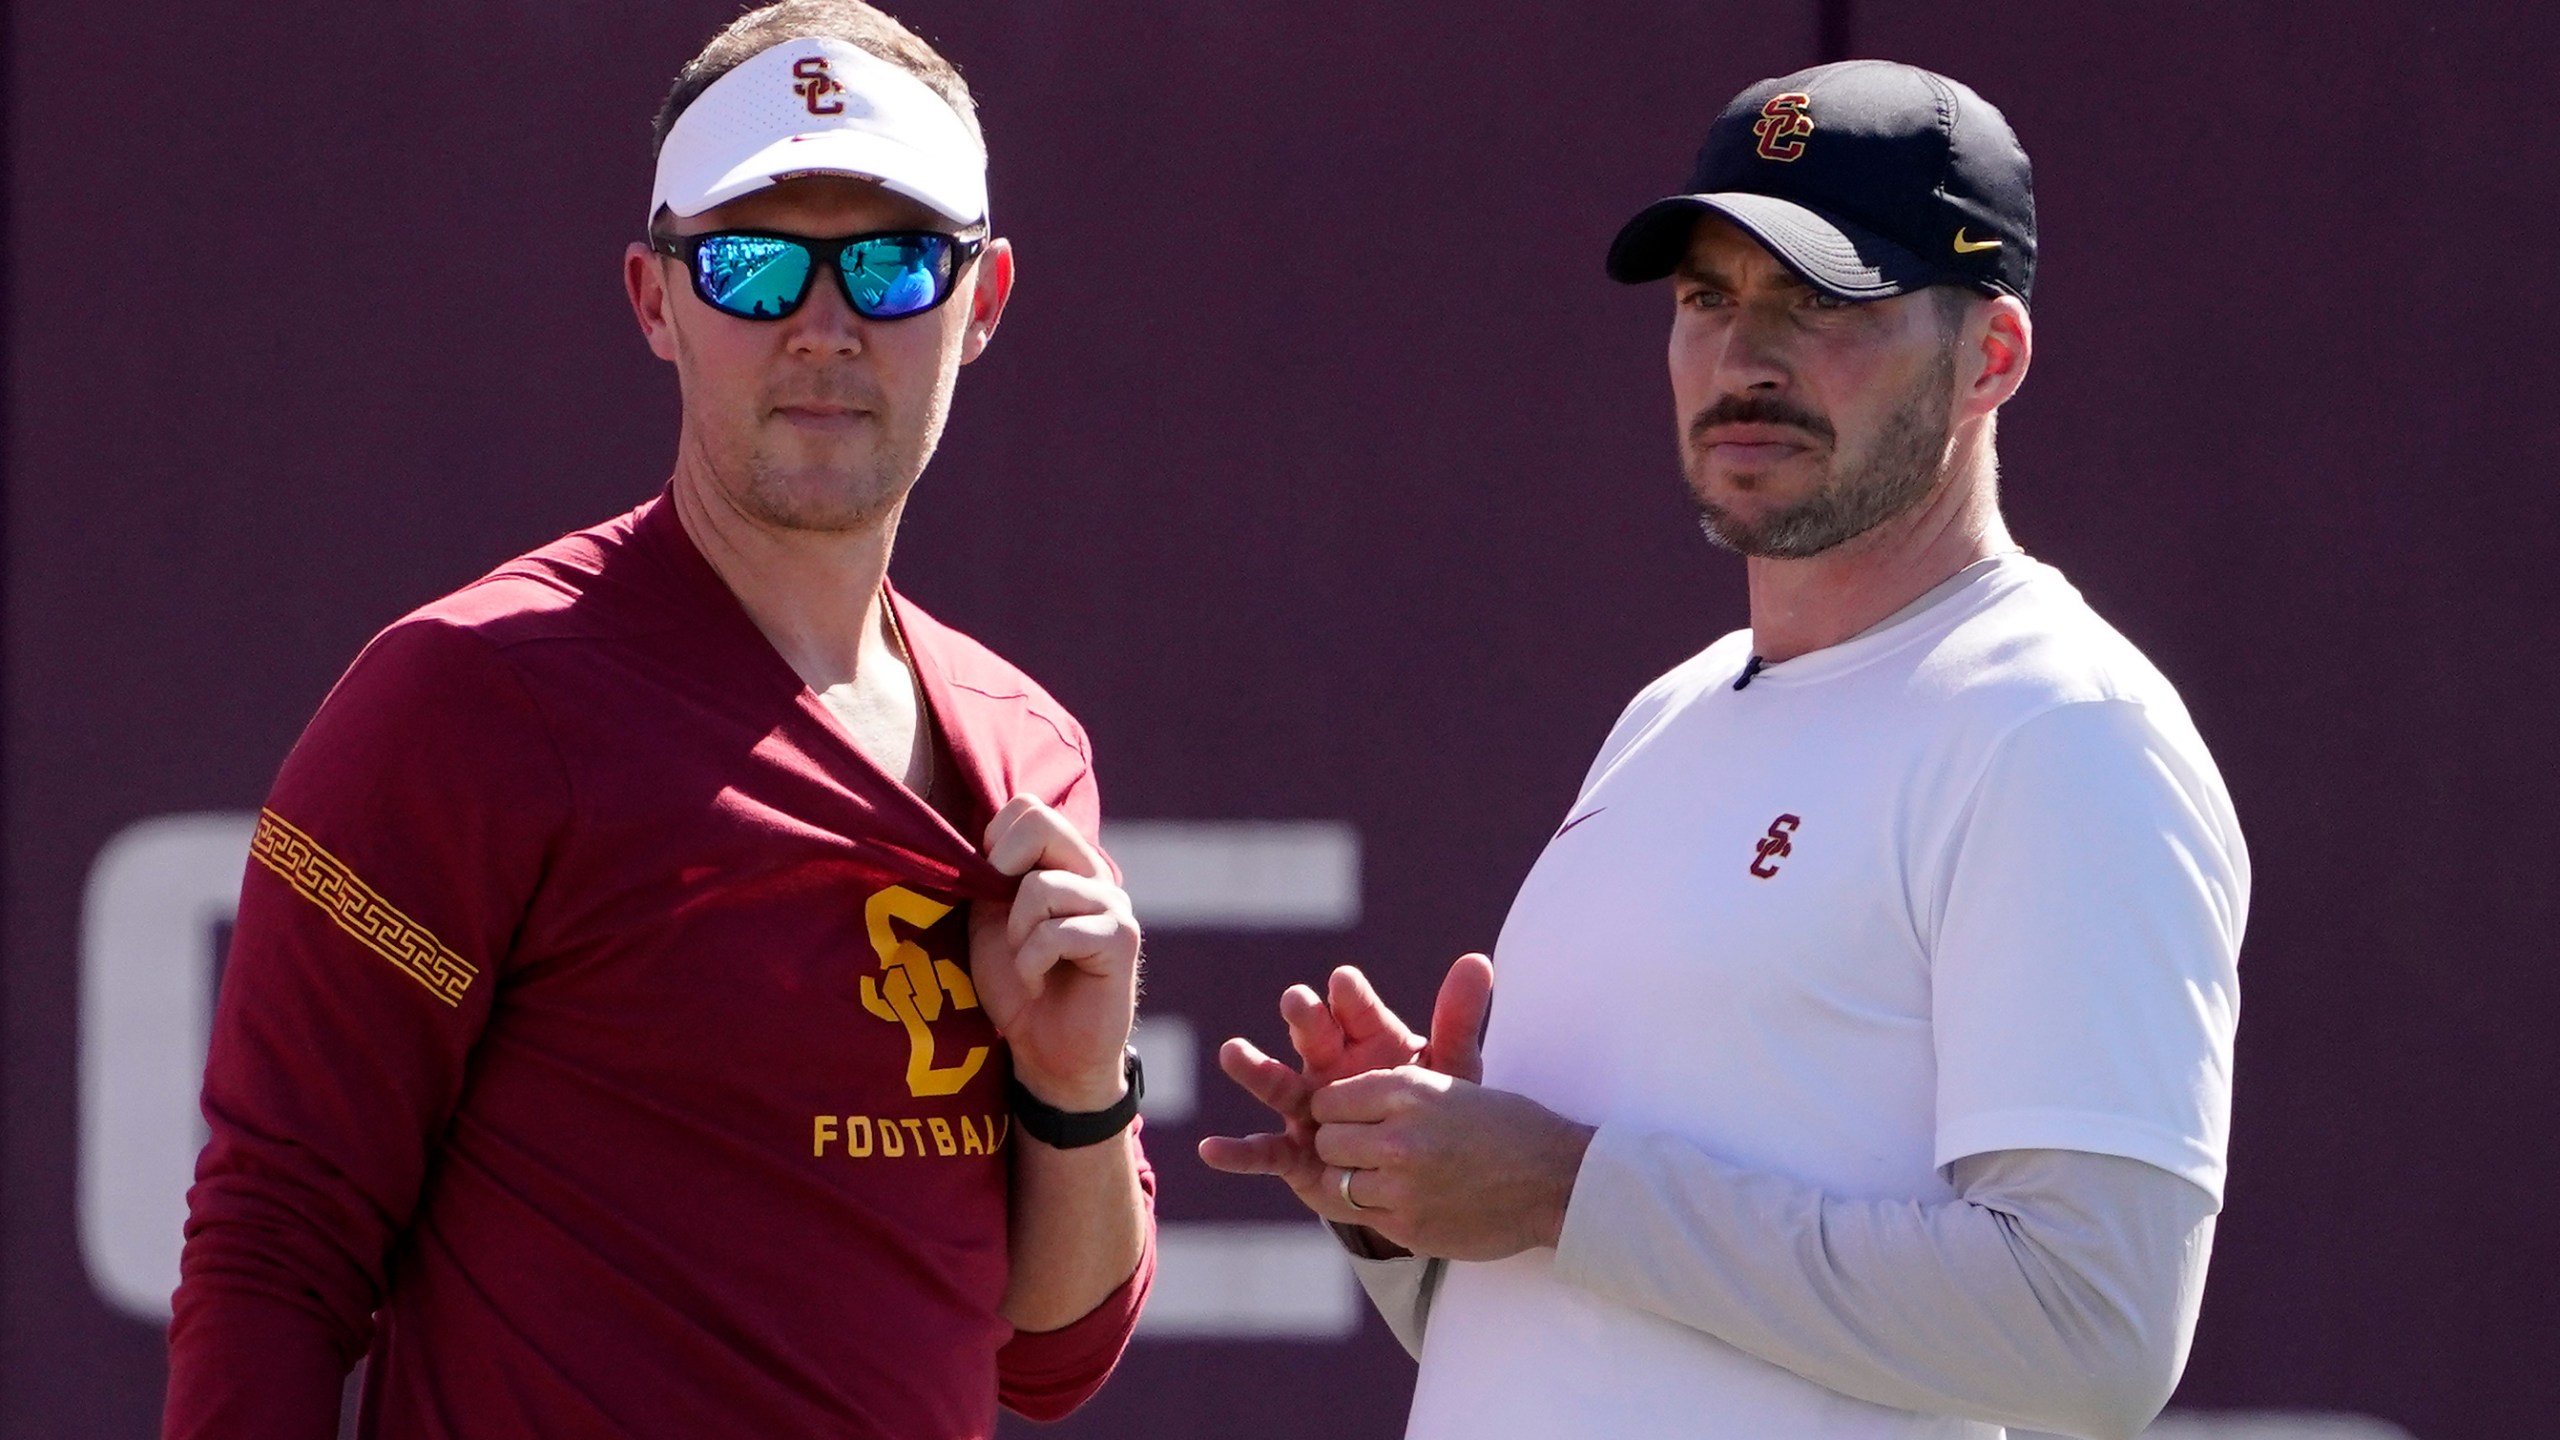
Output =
[{"x1": 1008, "y1": 1047, "x2": 1144, "y2": 1149}]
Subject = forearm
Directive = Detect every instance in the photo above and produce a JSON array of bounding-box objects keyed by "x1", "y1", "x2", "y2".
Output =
[
  {"x1": 1553, "y1": 1135, "x2": 2215, "y2": 1440},
  {"x1": 996, "y1": 1122, "x2": 1155, "y2": 1421},
  {"x1": 165, "y1": 1285, "x2": 351, "y2": 1440},
  {"x1": 1003, "y1": 1126, "x2": 1150, "y2": 1331},
  {"x1": 169, "y1": 1089, "x2": 420, "y2": 1440}
]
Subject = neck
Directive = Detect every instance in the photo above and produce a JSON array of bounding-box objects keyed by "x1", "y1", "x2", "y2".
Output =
[
  {"x1": 670, "y1": 456, "x2": 902, "y2": 692},
  {"x1": 1742, "y1": 426, "x2": 2014, "y2": 663}
]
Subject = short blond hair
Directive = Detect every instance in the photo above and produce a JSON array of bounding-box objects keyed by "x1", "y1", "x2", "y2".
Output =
[{"x1": 651, "y1": 0, "x2": 982, "y2": 159}]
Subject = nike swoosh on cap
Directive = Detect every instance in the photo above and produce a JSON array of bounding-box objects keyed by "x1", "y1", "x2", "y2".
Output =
[{"x1": 1952, "y1": 228, "x2": 2002, "y2": 254}]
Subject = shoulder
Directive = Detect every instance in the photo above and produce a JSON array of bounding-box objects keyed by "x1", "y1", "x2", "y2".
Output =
[
  {"x1": 1920, "y1": 562, "x2": 2205, "y2": 744},
  {"x1": 281, "y1": 603, "x2": 573, "y2": 821},
  {"x1": 1645, "y1": 628, "x2": 1758, "y2": 704},
  {"x1": 1575, "y1": 628, "x2": 1754, "y2": 790},
  {"x1": 310, "y1": 501, "x2": 680, "y2": 748},
  {"x1": 1622, "y1": 627, "x2": 1754, "y2": 728},
  {"x1": 399, "y1": 500, "x2": 663, "y2": 655},
  {"x1": 1628, "y1": 627, "x2": 1751, "y2": 717},
  {"x1": 316, "y1": 602, "x2": 563, "y2": 749},
  {"x1": 1917, "y1": 565, "x2": 2240, "y2": 852}
]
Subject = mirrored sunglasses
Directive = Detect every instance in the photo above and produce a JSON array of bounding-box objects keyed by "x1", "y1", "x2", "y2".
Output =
[{"x1": 650, "y1": 228, "x2": 985, "y2": 322}]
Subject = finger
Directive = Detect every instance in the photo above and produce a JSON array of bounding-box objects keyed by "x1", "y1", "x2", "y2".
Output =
[
  {"x1": 962, "y1": 896, "x2": 1024, "y2": 1009},
  {"x1": 1012, "y1": 914, "x2": 1140, "y2": 990},
  {"x1": 1330, "y1": 1165, "x2": 1390, "y2": 1218},
  {"x1": 1196, "y1": 1132, "x2": 1304, "y2": 1176},
  {"x1": 1007, "y1": 869, "x2": 1132, "y2": 947},
  {"x1": 1309, "y1": 1066, "x2": 1431, "y2": 1125},
  {"x1": 983, "y1": 796, "x2": 1107, "y2": 881},
  {"x1": 1328, "y1": 966, "x2": 1424, "y2": 1055},
  {"x1": 980, "y1": 796, "x2": 1038, "y2": 862},
  {"x1": 1280, "y1": 984, "x2": 1347, "y2": 1074},
  {"x1": 1426, "y1": 952, "x2": 1496, "y2": 1083},
  {"x1": 1216, "y1": 1037, "x2": 1312, "y2": 1118},
  {"x1": 1311, "y1": 1120, "x2": 1391, "y2": 1170}
]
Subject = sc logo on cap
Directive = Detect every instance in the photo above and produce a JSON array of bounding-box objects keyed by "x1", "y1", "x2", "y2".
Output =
[
  {"x1": 1753, "y1": 93, "x2": 1815, "y2": 162},
  {"x1": 792, "y1": 56, "x2": 848, "y2": 116}
]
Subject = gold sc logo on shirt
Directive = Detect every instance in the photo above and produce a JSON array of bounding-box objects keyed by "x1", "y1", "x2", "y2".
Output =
[{"x1": 859, "y1": 885, "x2": 990, "y2": 1097}]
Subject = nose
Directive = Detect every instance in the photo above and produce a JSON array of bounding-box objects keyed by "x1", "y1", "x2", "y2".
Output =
[
  {"x1": 784, "y1": 264, "x2": 867, "y2": 357},
  {"x1": 1712, "y1": 304, "x2": 1793, "y2": 393}
]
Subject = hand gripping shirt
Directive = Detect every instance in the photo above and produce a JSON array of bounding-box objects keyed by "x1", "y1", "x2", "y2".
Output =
[{"x1": 167, "y1": 491, "x2": 1155, "y2": 1440}]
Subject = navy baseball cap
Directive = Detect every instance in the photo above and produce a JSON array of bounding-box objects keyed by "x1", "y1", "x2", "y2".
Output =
[{"x1": 1606, "y1": 60, "x2": 2036, "y2": 302}]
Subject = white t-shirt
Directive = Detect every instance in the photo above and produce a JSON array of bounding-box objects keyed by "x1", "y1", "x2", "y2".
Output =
[{"x1": 1404, "y1": 556, "x2": 2247, "y2": 1440}]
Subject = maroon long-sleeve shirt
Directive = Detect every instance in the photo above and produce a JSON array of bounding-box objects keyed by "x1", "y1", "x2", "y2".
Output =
[{"x1": 168, "y1": 492, "x2": 1154, "y2": 1439}]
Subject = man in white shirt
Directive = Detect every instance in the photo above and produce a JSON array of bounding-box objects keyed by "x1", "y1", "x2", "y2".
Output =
[{"x1": 1201, "y1": 60, "x2": 2245, "y2": 1440}]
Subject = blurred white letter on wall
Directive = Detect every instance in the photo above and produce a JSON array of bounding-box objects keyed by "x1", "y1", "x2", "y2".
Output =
[
  {"x1": 79, "y1": 811, "x2": 255, "y2": 1321},
  {"x1": 1103, "y1": 820, "x2": 1360, "y2": 931}
]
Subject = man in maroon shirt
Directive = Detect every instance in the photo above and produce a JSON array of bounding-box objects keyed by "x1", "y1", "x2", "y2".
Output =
[{"x1": 165, "y1": 6, "x2": 1155, "y2": 1437}]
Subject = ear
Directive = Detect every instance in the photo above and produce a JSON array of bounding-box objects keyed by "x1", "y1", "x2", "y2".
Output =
[
  {"x1": 958, "y1": 237, "x2": 1017, "y2": 365},
  {"x1": 624, "y1": 242, "x2": 681, "y2": 364},
  {"x1": 1960, "y1": 294, "x2": 2032, "y2": 417}
]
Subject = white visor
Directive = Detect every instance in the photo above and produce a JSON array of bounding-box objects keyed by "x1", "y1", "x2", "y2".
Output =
[{"x1": 649, "y1": 37, "x2": 987, "y2": 228}]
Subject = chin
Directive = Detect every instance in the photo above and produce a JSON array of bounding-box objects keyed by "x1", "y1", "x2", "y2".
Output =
[
  {"x1": 1688, "y1": 467, "x2": 1798, "y2": 516},
  {"x1": 1685, "y1": 472, "x2": 1839, "y2": 560},
  {"x1": 737, "y1": 464, "x2": 909, "y2": 535}
]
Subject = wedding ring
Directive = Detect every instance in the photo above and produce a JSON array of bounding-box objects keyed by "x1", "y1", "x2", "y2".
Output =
[{"x1": 1338, "y1": 1167, "x2": 1372, "y2": 1212}]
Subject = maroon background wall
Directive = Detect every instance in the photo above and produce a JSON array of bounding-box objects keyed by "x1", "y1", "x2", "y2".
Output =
[{"x1": 7, "y1": 3, "x2": 2558, "y2": 1436}]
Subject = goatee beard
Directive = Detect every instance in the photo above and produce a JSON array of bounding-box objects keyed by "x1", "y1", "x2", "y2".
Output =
[{"x1": 1686, "y1": 346, "x2": 1956, "y2": 560}]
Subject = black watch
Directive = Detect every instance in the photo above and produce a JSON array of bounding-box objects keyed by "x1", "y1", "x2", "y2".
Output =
[{"x1": 1007, "y1": 1047, "x2": 1145, "y2": 1149}]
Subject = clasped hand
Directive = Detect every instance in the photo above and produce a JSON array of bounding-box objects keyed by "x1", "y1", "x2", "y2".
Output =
[
  {"x1": 1197, "y1": 956, "x2": 1594, "y2": 1262},
  {"x1": 967, "y1": 796, "x2": 1141, "y2": 1114}
]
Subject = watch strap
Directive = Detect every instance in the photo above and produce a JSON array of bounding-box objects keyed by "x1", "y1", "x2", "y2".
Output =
[{"x1": 1008, "y1": 1046, "x2": 1144, "y2": 1149}]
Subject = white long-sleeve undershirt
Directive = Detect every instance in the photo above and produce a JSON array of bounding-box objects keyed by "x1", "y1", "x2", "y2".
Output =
[{"x1": 1344, "y1": 1143, "x2": 2215, "y2": 1440}]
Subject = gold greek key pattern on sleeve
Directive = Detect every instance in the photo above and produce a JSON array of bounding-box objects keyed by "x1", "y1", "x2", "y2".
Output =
[{"x1": 249, "y1": 808, "x2": 479, "y2": 1006}]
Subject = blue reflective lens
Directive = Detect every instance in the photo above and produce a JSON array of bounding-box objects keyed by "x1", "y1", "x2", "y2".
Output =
[
  {"x1": 841, "y1": 235, "x2": 950, "y2": 319},
  {"x1": 694, "y1": 235, "x2": 813, "y2": 319}
]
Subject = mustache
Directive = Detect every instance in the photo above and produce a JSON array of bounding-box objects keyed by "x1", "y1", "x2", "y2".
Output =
[
  {"x1": 764, "y1": 375, "x2": 886, "y2": 412},
  {"x1": 1686, "y1": 395, "x2": 1835, "y2": 446}
]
